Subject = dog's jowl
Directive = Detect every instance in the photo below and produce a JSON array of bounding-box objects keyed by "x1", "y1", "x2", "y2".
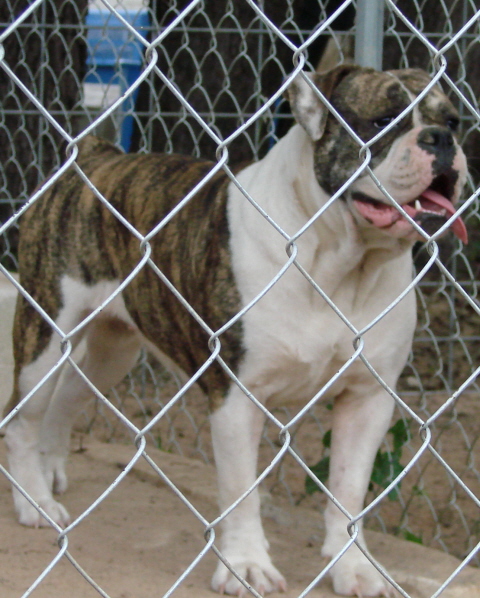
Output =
[{"x1": 4, "y1": 66, "x2": 468, "y2": 596}]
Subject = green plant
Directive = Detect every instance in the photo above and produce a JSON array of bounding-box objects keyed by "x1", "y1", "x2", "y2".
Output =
[
  {"x1": 305, "y1": 418, "x2": 411, "y2": 501},
  {"x1": 402, "y1": 530, "x2": 423, "y2": 544},
  {"x1": 154, "y1": 434, "x2": 163, "y2": 450}
]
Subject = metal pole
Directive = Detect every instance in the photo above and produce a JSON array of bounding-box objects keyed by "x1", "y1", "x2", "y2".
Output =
[{"x1": 355, "y1": 0, "x2": 385, "y2": 70}]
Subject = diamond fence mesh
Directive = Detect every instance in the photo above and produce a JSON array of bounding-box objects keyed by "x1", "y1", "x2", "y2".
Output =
[{"x1": 0, "y1": 1, "x2": 479, "y2": 597}]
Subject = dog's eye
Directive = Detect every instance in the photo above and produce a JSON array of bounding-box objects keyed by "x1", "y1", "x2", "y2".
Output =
[
  {"x1": 446, "y1": 117, "x2": 459, "y2": 132},
  {"x1": 372, "y1": 115, "x2": 396, "y2": 129}
]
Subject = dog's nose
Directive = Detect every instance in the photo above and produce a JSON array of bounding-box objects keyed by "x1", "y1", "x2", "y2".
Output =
[{"x1": 417, "y1": 127, "x2": 454, "y2": 152}]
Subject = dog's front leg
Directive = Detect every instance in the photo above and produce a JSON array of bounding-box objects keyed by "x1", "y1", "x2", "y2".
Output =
[
  {"x1": 322, "y1": 387, "x2": 395, "y2": 597},
  {"x1": 210, "y1": 387, "x2": 286, "y2": 595}
]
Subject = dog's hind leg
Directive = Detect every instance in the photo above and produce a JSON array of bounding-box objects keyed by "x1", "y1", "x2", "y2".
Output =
[
  {"x1": 38, "y1": 314, "x2": 142, "y2": 503},
  {"x1": 5, "y1": 300, "x2": 89, "y2": 527},
  {"x1": 210, "y1": 388, "x2": 286, "y2": 595},
  {"x1": 6, "y1": 282, "x2": 141, "y2": 528}
]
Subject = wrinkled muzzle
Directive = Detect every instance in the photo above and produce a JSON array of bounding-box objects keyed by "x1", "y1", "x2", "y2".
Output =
[{"x1": 351, "y1": 126, "x2": 468, "y2": 243}]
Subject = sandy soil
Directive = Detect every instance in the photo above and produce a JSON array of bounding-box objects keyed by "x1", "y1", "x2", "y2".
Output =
[
  {"x1": 1, "y1": 437, "x2": 480, "y2": 598},
  {"x1": 79, "y1": 373, "x2": 480, "y2": 567}
]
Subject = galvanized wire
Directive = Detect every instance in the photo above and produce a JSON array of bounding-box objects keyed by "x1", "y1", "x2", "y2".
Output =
[{"x1": 0, "y1": 1, "x2": 479, "y2": 596}]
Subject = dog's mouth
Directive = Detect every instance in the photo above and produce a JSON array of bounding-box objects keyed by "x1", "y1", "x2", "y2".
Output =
[{"x1": 351, "y1": 175, "x2": 468, "y2": 243}]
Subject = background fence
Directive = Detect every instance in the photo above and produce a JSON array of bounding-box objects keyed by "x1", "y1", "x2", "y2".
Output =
[{"x1": 0, "y1": 0, "x2": 479, "y2": 596}]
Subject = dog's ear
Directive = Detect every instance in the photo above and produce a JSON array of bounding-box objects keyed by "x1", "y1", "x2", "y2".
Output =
[{"x1": 285, "y1": 64, "x2": 360, "y2": 141}]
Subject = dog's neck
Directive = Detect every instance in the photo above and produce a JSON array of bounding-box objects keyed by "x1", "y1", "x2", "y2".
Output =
[
  {"x1": 259, "y1": 124, "x2": 414, "y2": 260},
  {"x1": 230, "y1": 126, "x2": 414, "y2": 307}
]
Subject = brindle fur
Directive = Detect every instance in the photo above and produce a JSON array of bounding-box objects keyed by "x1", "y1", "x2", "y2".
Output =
[
  {"x1": 6, "y1": 136, "x2": 243, "y2": 415},
  {"x1": 312, "y1": 68, "x2": 460, "y2": 195}
]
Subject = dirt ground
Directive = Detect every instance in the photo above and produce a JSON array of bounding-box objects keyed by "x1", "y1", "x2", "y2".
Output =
[
  {"x1": 0, "y1": 360, "x2": 478, "y2": 597},
  {"x1": 1, "y1": 438, "x2": 480, "y2": 598},
  {"x1": 80, "y1": 370, "x2": 480, "y2": 567}
]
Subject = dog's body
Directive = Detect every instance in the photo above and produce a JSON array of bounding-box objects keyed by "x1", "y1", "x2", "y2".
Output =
[{"x1": 4, "y1": 66, "x2": 467, "y2": 596}]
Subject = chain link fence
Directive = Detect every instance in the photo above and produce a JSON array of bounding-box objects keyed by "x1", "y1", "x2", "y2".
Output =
[{"x1": 0, "y1": 1, "x2": 479, "y2": 596}]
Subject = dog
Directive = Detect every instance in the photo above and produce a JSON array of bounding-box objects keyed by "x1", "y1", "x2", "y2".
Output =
[{"x1": 3, "y1": 65, "x2": 468, "y2": 596}]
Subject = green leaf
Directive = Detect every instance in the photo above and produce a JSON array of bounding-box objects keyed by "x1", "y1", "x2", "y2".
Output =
[
  {"x1": 370, "y1": 449, "x2": 404, "y2": 501},
  {"x1": 388, "y1": 418, "x2": 410, "y2": 453},
  {"x1": 322, "y1": 429, "x2": 331, "y2": 448},
  {"x1": 304, "y1": 418, "x2": 411, "y2": 500},
  {"x1": 412, "y1": 485, "x2": 426, "y2": 496},
  {"x1": 305, "y1": 456, "x2": 330, "y2": 495},
  {"x1": 403, "y1": 530, "x2": 423, "y2": 544}
]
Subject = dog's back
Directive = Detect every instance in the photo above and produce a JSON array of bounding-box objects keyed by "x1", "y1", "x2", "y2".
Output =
[{"x1": 9, "y1": 136, "x2": 243, "y2": 415}]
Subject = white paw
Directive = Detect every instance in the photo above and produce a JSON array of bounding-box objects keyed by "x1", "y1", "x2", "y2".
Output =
[
  {"x1": 212, "y1": 552, "x2": 286, "y2": 595},
  {"x1": 15, "y1": 493, "x2": 71, "y2": 528},
  {"x1": 328, "y1": 550, "x2": 392, "y2": 597},
  {"x1": 42, "y1": 453, "x2": 68, "y2": 495}
]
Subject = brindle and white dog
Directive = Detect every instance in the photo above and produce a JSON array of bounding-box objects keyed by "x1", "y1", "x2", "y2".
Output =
[{"x1": 4, "y1": 66, "x2": 468, "y2": 596}]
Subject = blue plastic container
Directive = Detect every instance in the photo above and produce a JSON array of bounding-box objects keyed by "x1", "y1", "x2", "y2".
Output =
[{"x1": 85, "y1": 8, "x2": 150, "y2": 151}]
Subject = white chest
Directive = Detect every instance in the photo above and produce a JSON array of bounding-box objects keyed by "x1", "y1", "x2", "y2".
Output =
[
  {"x1": 226, "y1": 132, "x2": 416, "y2": 408},
  {"x1": 235, "y1": 262, "x2": 414, "y2": 407}
]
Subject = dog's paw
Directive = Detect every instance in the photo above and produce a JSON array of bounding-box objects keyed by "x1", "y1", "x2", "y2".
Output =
[
  {"x1": 42, "y1": 454, "x2": 68, "y2": 495},
  {"x1": 328, "y1": 552, "x2": 392, "y2": 597},
  {"x1": 16, "y1": 495, "x2": 71, "y2": 528},
  {"x1": 212, "y1": 555, "x2": 286, "y2": 596}
]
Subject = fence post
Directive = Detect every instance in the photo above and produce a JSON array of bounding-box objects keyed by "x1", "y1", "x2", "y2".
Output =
[{"x1": 354, "y1": 0, "x2": 384, "y2": 70}]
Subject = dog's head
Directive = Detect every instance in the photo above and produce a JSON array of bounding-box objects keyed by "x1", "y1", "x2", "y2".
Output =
[{"x1": 286, "y1": 66, "x2": 468, "y2": 243}]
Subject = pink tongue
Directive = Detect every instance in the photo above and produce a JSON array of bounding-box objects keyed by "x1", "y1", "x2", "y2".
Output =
[
  {"x1": 353, "y1": 190, "x2": 468, "y2": 243},
  {"x1": 420, "y1": 189, "x2": 468, "y2": 244}
]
